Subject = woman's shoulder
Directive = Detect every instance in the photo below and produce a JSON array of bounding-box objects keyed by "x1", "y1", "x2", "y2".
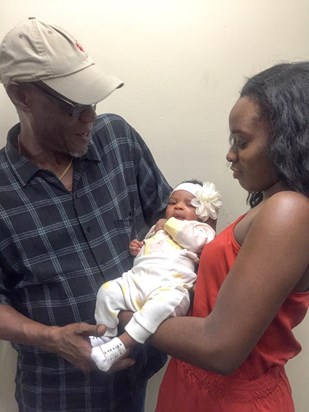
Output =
[
  {"x1": 257, "y1": 191, "x2": 309, "y2": 292},
  {"x1": 234, "y1": 190, "x2": 309, "y2": 245},
  {"x1": 260, "y1": 190, "x2": 309, "y2": 225},
  {"x1": 266, "y1": 190, "x2": 309, "y2": 206}
]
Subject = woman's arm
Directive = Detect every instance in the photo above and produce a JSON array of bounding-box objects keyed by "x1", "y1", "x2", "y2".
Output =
[{"x1": 151, "y1": 192, "x2": 309, "y2": 374}]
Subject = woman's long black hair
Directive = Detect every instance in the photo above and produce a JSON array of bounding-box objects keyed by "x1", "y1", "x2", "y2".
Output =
[{"x1": 241, "y1": 62, "x2": 309, "y2": 207}]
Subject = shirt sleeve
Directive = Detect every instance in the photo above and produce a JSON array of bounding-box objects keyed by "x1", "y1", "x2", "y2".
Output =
[
  {"x1": 164, "y1": 217, "x2": 216, "y2": 253},
  {"x1": 0, "y1": 267, "x2": 12, "y2": 305}
]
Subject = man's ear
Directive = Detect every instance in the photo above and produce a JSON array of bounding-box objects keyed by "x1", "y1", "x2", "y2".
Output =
[{"x1": 6, "y1": 82, "x2": 31, "y2": 112}]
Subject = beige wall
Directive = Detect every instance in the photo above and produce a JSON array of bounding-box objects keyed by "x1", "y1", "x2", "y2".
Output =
[{"x1": 0, "y1": 1, "x2": 308, "y2": 411}]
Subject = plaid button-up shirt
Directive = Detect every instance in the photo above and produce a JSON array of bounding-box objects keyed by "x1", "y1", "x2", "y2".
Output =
[{"x1": 0, "y1": 113, "x2": 171, "y2": 412}]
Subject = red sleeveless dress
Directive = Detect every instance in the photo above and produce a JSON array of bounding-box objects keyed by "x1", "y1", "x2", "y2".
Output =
[{"x1": 156, "y1": 215, "x2": 309, "y2": 411}]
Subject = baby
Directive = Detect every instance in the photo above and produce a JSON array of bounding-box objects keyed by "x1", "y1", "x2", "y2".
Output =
[{"x1": 91, "y1": 180, "x2": 222, "y2": 371}]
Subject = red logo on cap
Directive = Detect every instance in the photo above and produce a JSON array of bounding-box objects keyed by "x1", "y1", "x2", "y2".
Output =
[{"x1": 75, "y1": 41, "x2": 85, "y2": 52}]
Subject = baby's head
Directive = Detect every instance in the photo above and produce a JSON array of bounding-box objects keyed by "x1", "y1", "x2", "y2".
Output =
[{"x1": 165, "y1": 180, "x2": 222, "y2": 224}]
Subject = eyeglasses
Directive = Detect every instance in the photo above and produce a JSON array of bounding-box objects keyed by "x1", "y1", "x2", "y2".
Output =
[{"x1": 31, "y1": 82, "x2": 96, "y2": 118}]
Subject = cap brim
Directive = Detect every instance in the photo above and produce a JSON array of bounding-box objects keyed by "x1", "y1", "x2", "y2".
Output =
[{"x1": 42, "y1": 63, "x2": 124, "y2": 105}]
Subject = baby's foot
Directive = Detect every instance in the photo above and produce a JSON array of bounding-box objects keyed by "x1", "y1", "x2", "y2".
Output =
[
  {"x1": 91, "y1": 337, "x2": 126, "y2": 372},
  {"x1": 89, "y1": 335, "x2": 111, "y2": 347}
]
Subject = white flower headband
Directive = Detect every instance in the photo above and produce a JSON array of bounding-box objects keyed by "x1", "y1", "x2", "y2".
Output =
[{"x1": 172, "y1": 182, "x2": 222, "y2": 221}]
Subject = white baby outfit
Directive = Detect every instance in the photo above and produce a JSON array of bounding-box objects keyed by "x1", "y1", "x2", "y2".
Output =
[{"x1": 94, "y1": 217, "x2": 215, "y2": 345}]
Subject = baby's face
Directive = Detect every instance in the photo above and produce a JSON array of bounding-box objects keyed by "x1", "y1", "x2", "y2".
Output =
[{"x1": 165, "y1": 190, "x2": 198, "y2": 221}]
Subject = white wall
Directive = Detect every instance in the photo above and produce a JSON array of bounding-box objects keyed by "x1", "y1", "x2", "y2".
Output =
[{"x1": 0, "y1": 1, "x2": 308, "y2": 411}]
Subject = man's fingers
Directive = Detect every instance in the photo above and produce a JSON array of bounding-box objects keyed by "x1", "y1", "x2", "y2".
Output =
[
  {"x1": 74, "y1": 323, "x2": 106, "y2": 337},
  {"x1": 94, "y1": 324, "x2": 106, "y2": 337}
]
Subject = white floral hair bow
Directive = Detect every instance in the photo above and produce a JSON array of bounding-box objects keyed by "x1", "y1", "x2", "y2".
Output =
[{"x1": 191, "y1": 182, "x2": 222, "y2": 221}]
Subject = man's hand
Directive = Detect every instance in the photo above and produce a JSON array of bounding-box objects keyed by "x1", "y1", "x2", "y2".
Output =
[
  {"x1": 0, "y1": 305, "x2": 129, "y2": 373},
  {"x1": 45, "y1": 323, "x2": 107, "y2": 372}
]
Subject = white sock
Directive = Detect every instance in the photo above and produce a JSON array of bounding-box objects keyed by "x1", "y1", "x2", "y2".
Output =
[
  {"x1": 89, "y1": 335, "x2": 111, "y2": 347},
  {"x1": 91, "y1": 337, "x2": 126, "y2": 372}
]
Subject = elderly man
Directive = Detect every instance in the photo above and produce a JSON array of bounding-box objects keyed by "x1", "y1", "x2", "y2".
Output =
[{"x1": 0, "y1": 17, "x2": 171, "y2": 412}]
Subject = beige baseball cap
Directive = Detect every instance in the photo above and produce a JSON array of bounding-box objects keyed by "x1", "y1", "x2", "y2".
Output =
[{"x1": 0, "y1": 17, "x2": 124, "y2": 104}]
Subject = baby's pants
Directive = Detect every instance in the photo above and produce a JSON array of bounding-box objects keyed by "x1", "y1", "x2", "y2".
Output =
[{"x1": 95, "y1": 270, "x2": 190, "y2": 343}]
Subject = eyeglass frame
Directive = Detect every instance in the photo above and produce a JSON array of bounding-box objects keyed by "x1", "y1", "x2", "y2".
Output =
[{"x1": 31, "y1": 82, "x2": 97, "y2": 118}]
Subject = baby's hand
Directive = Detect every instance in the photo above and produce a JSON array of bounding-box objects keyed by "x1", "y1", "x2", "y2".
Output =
[
  {"x1": 129, "y1": 239, "x2": 144, "y2": 256},
  {"x1": 154, "y1": 218, "x2": 167, "y2": 232}
]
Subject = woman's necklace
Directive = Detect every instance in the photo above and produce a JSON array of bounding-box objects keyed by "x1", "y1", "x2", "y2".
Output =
[{"x1": 17, "y1": 134, "x2": 73, "y2": 181}]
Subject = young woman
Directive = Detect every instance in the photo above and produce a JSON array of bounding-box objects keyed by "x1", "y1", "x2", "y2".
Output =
[{"x1": 153, "y1": 62, "x2": 309, "y2": 411}]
